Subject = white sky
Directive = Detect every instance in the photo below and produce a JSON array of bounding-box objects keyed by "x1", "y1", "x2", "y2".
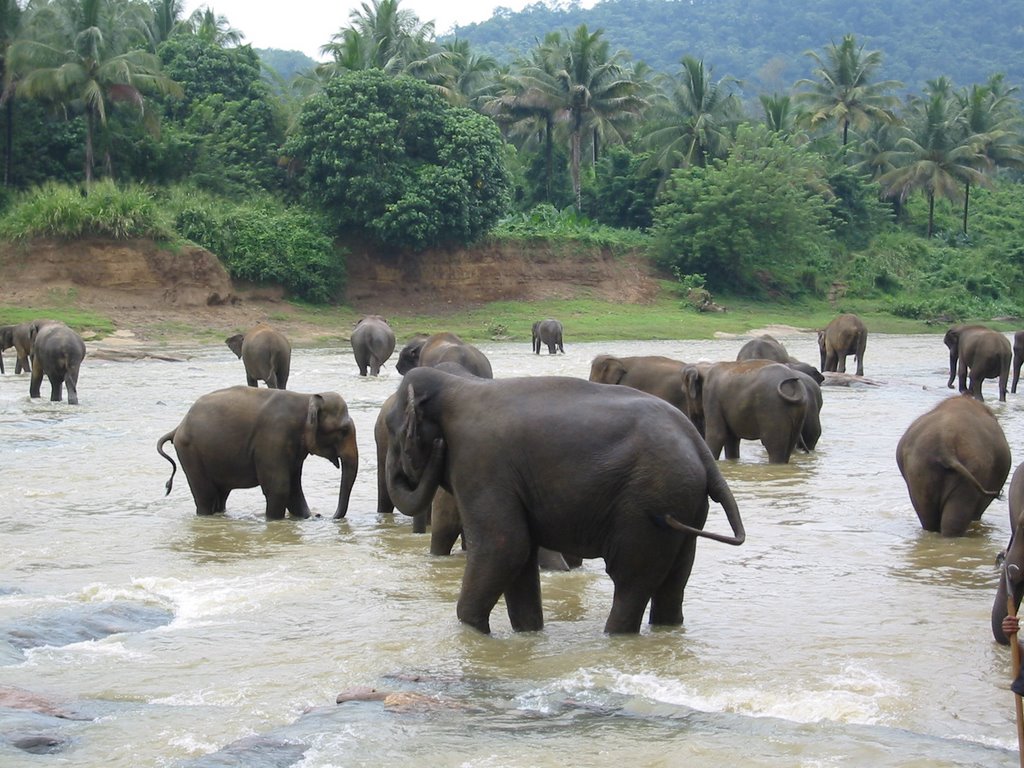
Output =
[{"x1": 182, "y1": 1, "x2": 537, "y2": 61}]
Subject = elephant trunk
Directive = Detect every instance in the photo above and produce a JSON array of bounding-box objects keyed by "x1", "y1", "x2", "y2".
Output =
[
  {"x1": 332, "y1": 430, "x2": 360, "y2": 519},
  {"x1": 386, "y1": 438, "x2": 445, "y2": 518}
]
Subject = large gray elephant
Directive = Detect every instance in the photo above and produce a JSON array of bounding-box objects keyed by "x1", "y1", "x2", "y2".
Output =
[
  {"x1": 12, "y1": 319, "x2": 56, "y2": 374},
  {"x1": 29, "y1": 323, "x2": 86, "y2": 405},
  {"x1": 1012, "y1": 331, "x2": 1024, "y2": 394},
  {"x1": 384, "y1": 367, "x2": 745, "y2": 634},
  {"x1": 944, "y1": 324, "x2": 1011, "y2": 402},
  {"x1": 157, "y1": 386, "x2": 359, "y2": 520},
  {"x1": 351, "y1": 315, "x2": 396, "y2": 376},
  {"x1": 681, "y1": 360, "x2": 809, "y2": 464},
  {"x1": 896, "y1": 395, "x2": 1010, "y2": 536},
  {"x1": 532, "y1": 319, "x2": 564, "y2": 354},
  {"x1": 225, "y1": 324, "x2": 291, "y2": 389},
  {"x1": 817, "y1": 314, "x2": 867, "y2": 376},
  {"x1": 588, "y1": 354, "x2": 688, "y2": 412},
  {"x1": 395, "y1": 332, "x2": 493, "y2": 378},
  {"x1": 0, "y1": 324, "x2": 14, "y2": 374},
  {"x1": 992, "y1": 463, "x2": 1024, "y2": 644},
  {"x1": 736, "y1": 334, "x2": 823, "y2": 383}
]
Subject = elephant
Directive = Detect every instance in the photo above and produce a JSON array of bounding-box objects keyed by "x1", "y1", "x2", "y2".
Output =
[
  {"x1": 944, "y1": 324, "x2": 1011, "y2": 402},
  {"x1": 225, "y1": 324, "x2": 291, "y2": 389},
  {"x1": 531, "y1": 319, "x2": 564, "y2": 354},
  {"x1": 12, "y1": 319, "x2": 56, "y2": 374},
  {"x1": 588, "y1": 354, "x2": 688, "y2": 413},
  {"x1": 992, "y1": 463, "x2": 1024, "y2": 644},
  {"x1": 383, "y1": 367, "x2": 745, "y2": 634},
  {"x1": 681, "y1": 360, "x2": 810, "y2": 464},
  {"x1": 736, "y1": 334, "x2": 824, "y2": 383},
  {"x1": 0, "y1": 324, "x2": 13, "y2": 374},
  {"x1": 29, "y1": 323, "x2": 86, "y2": 405},
  {"x1": 351, "y1": 315, "x2": 396, "y2": 376},
  {"x1": 1012, "y1": 331, "x2": 1024, "y2": 394},
  {"x1": 817, "y1": 314, "x2": 867, "y2": 376},
  {"x1": 395, "y1": 332, "x2": 493, "y2": 378},
  {"x1": 157, "y1": 386, "x2": 359, "y2": 520},
  {"x1": 896, "y1": 395, "x2": 1010, "y2": 537}
]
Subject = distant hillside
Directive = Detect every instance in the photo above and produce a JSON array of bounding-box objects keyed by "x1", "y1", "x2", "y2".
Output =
[
  {"x1": 449, "y1": 0, "x2": 1024, "y2": 94},
  {"x1": 257, "y1": 48, "x2": 317, "y2": 87}
]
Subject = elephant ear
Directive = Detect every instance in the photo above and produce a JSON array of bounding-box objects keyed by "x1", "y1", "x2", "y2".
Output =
[
  {"x1": 225, "y1": 334, "x2": 245, "y2": 358},
  {"x1": 304, "y1": 394, "x2": 325, "y2": 455}
]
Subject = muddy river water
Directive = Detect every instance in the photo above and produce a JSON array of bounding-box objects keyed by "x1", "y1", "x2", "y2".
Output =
[{"x1": 2, "y1": 332, "x2": 1023, "y2": 767}]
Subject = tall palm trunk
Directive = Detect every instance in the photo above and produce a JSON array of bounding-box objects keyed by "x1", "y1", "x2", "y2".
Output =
[
  {"x1": 962, "y1": 181, "x2": 971, "y2": 234},
  {"x1": 927, "y1": 192, "x2": 935, "y2": 238},
  {"x1": 544, "y1": 116, "x2": 553, "y2": 203},
  {"x1": 570, "y1": 112, "x2": 583, "y2": 211},
  {"x1": 84, "y1": 107, "x2": 96, "y2": 185},
  {"x1": 3, "y1": 97, "x2": 11, "y2": 186}
]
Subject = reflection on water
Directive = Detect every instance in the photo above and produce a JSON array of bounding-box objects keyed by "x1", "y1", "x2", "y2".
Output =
[{"x1": 1, "y1": 333, "x2": 1023, "y2": 766}]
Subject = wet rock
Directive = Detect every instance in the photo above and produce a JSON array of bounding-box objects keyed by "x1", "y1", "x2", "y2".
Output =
[
  {"x1": 0, "y1": 601, "x2": 174, "y2": 654},
  {"x1": 8, "y1": 731, "x2": 68, "y2": 754},
  {"x1": 177, "y1": 735, "x2": 307, "y2": 767}
]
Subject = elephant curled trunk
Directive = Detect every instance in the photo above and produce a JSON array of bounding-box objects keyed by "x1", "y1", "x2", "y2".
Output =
[
  {"x1": 386, "y1": 438, "x2": 445, "y2": 518},
  {"x1": 333, "y1": 429, "x2": 360, "y2": 519}
]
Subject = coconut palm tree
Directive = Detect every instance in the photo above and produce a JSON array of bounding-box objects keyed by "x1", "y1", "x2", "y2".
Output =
[
  {"x1": 436, "y1": 38, "x2": 496, "y2": 109},
  {"x1": 0, "y1": 0, "x2": 24, "y2": 185},
  {"x1": 640, "y1": 55, "x2": 741, "y2": 179},
  {"x1": 9, "y1": 0, "x2": 182, "y2": 184},
  {"x1": 147, "y1": 0, "x2": 187, "y2": 48},
  {"x1": 878, "y1": 86, "x2": 986, "y2": 237},
  {"x1": 190, "y1": 7, "x2": 243, "y2": 47},
  {"x1": 796, "y1": 34, "x2": 901, "y2": 146}
]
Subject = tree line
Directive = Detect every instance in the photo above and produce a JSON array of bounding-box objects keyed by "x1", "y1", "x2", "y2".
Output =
[{"x1": 1, "y1": 0, "x2": 1022, "y2": 308}]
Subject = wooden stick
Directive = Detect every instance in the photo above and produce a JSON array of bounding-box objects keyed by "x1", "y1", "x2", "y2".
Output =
[{"x1": 1006, "y1": 566, "x2": 1024, "y2": 768}]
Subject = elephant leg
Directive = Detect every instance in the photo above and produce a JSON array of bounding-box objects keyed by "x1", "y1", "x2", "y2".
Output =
[
  {"x1": 457, "y1": 519, "x2": 532, "y2": 634},
  {"x1": 957, "y1": 362, "x2": 969, "y2": 394},
  {"x1": 286, "y1": 475, "x2": 312, "y2": 519},
  {"x1": 1013, "y1": 361, "x2": 1022, "y2": 394},
  {"x1": 503, "y1": 549, "x2": 544, "y2": 632},
  {"x1": 214, "y1": 488, "x2": 230, "y2": 513},
  {"x1": 704, "y1": 421, "x2": 727, "y2": 459},
  {"x1": 968, "y1": 375, "x2": 985, "y2": 402},
  {"x1": 722, "y1": 432, "x2": 741, "y2": 460},
  {"x1": 48, "y1": 372, "x2": 63, "y2": 402},
  {"x1": 763, "y1": 431, "x2": 796, "y2": 464},
  {"x1": 246, "y1": 375, "x2": 259, "y2": 388},
  {"x1": 604, "y1": 578, "x2": 652, "y2": 634},
  {"x1": 412, "y1": 508, "x2": 430, "y2": 534},
  {"x1": 855, "y1": 354, "x2": 864, "y2": 377},
  {"x1": 265, "y1": 371, "x2": 279, "y2": 389},
  {"x1": 649, "y1": 538, "x2": 698, "y2": 626},
  {"x1": 837, "y1": 354, "x2": 847, "y2": 373},
  {"x1": 429, "y1": 490, "x2": 462, "y2": 555},
  {"x1": 938, "y1": 484, "x2": 981, "y2": 537},
  {"x1": 999, "y1": 369, "x2": 1009, "y2": 402}
]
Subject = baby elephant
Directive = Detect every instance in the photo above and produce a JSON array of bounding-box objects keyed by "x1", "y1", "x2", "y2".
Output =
[
  {"x1": 225, "y1": 324, "x2": 291, "y2": 389},
  {"x1": 157, "y1": 386, "x2": 359, "y2": 520},
  {"x1": 29, "y1": 323, "x2": 86, "y2": 405},
  {"x1": 897, "y1": 395, "x2": 1010, "y2": 536},
  {"x1": 532, "y1": 319, "x2": 564, "y2": 354}
]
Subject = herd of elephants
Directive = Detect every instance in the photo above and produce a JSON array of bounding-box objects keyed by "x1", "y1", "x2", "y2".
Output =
[{"x1": 4, "y1": 313, "x2": 1024, "y2": 642}]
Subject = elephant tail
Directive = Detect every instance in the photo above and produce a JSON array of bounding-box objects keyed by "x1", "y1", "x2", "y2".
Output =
[
  {"x1": 944, "y1": 456, "x2": 1003, "y2": 498},
  {"x1": 156, "y1": 429, "x2": 178, "y2": 496},
  {"x1": 777, "y1": 376, "x2": 806, "y2": 405},
  {"x1": 662, "y1": 457, "x2": 746, "y2": 546}
]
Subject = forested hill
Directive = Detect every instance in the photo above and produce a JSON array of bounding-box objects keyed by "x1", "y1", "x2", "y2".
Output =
[{"x1": 448, "y1": 0, "x2": 1024, "y2": 92}]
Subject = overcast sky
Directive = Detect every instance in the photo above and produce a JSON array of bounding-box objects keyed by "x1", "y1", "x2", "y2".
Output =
[{"x1": 182, "y1": 0, "x2": 541, "y2": 61}]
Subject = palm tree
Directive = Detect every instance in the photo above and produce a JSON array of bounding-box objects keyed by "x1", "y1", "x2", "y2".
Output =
[
  {"x1": 955, "y1": 75, "x2": 1024, "y2": 233},
  {"x1": 877, "y1": 86, "x2": 986, "y2": 237},
  {"x1": 436, "y1": 38, "x2": 496, "y2": 109},
  {"x1": 190, "y1": 6, "x2": 243, "y2": 47},
  {"x1": 0, "y1": 0, "x2": 24, "y2": 186},
  {"x1": 640, "y1": 56, "x2": 741, "y2": 178},
  {"x1": 147, "y1": 0, "x2": 187, "y2": 48},
  {"x1": 796, "y1": 34, "x2": 901, "y2": 145},
  {"x1": 760, "y1": 92, "x2": 795, "y2": 135},
  {"x1": 9, "y1": 0, "x2": 182, "y2": 184}
]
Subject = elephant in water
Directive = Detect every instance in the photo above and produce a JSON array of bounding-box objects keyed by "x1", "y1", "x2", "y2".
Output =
[
  {"x1": 588, "y1": 354, "x2": 688, "y2": 413},
  {"x1": 944, "y1": 324, "x2": 1011, "y2": 402},
  {"x1": 383, "y1": 367, "x2": 745, "y2": 634},
  {"x1": 817, "y1": 314, "x2": 867, "y2": 376},
  {"x1": 396, "y1": 332, "x2": 493, "y2": 378},
  {"x1": 12, "y1": 319, "x2": 57, "y2": 374},
  {"x1": 736, "y1": 334, "x2": 823, "y2": 383},
  {"x1": 351, "y1": 315, "x2": 396, "y2": 376},
  {"x1": 225, "y1": 324, "x2": 291, "y2": 389},
  {"x1": 681, "y1": 360, "x2": 810, "y2": 464},
  {"x1": 0, "y1": 324, "x2": 14, "y2": 374},
  {"x1": 896, "y1": 395, "x2": 1010, "y2": 536},
  {"x1": 29, "y1": 323, "x2": 86, "y2": 405},
  {"x1": 1012, "y1": 331, "x2": 1024, "y2": 394},
  {"x1": 992, "y1": 463, "x2": 1024, "y2": 644},
  {"x1": 157, "y1": 386, "x2": 359, "y2": 520},
  {"x1": 531, "y1": 319, "x2": 564, "y2": 354}
]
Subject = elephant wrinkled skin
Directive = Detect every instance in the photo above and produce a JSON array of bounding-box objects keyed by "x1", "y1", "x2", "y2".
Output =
[
  {"x1": 588, "y1": 354, "x2": 688, "y2": 412},
  {"x1": 158, "y1": 386, "x2": 359, "y2": 520},
  {"x1": 531, "y1": 319, "x2": 564, "y2": 354},
  {"x1": 896, "y1": 395, "x2": 1010, "y2": 536},
  {"x1": 351, "y1": 315, "x2": 396, "y2": 376},
  {"x1": 681, "y1": 360, "x2": 810, "y2": 464},
  {"x1": 1012, "y1": 330, "x2": 1024, "y2": 394},
  {"x1": 992, "y1": 463, "x2": 1024, "y2": 644},
  {"x1": 12, "y1": 319, "x2": 57, "y2": 375},
  {"x1": 225, "y1": 324, "x2": 292, "y2": 389},
  {"x1": 817, "y1": 314, "x2": 867, "y2": 376},
  {"x1": 384, "y1": 367, "x2": 745, "y2": 634},
  {"x1": 29, "y1": 323, "x2": 86, "y2": 405},
  {"x1": 944, "y1": 324, "x2": 1011, "y2": 402}
]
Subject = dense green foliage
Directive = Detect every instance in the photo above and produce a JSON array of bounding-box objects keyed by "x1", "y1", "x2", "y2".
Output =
[
  {"x1": 451, "y1": 0, "x2": 1023, "y2": 93},
  {"x1": 164, "y1": 188, "x2": 344, "y2": 302},
  {"x1": 285, "y1": 70, "x2": 511, "y2": 250}
]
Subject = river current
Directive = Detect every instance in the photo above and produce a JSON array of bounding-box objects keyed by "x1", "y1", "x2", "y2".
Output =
[{"x1": 1, "y1": 332, "x2": 1022, "y2": 767}]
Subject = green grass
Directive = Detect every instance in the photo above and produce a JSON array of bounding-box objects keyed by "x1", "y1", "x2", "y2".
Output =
[{"x1": 0, "y1": 305, "x2": 115, "y2": 337}]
